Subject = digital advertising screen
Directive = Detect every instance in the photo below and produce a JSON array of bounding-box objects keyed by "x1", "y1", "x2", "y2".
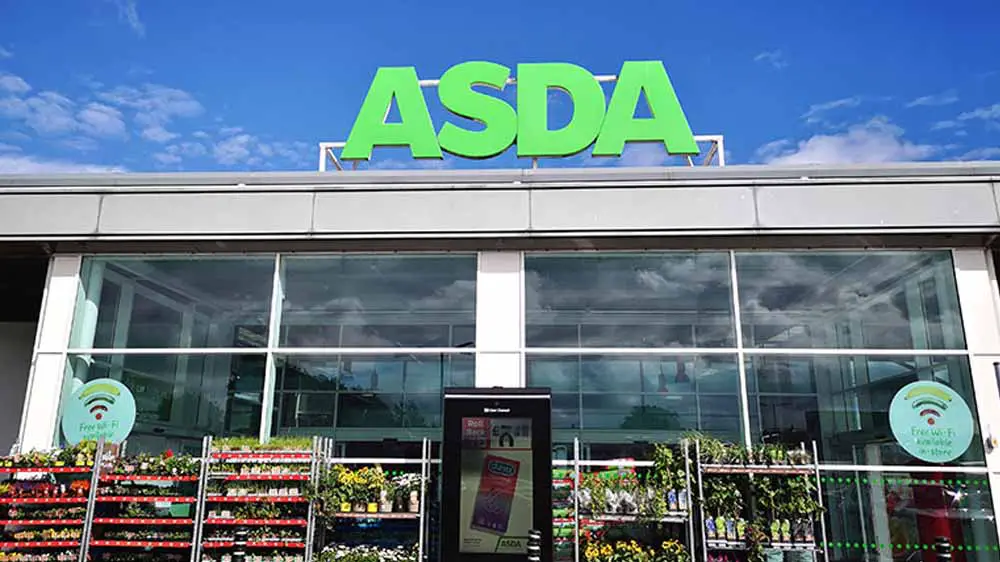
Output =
[{"x1": 458, "y1": 416, "x2": 534, "y2": 554}]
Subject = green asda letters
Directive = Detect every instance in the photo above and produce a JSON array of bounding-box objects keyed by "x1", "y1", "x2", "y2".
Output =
[{"x1": 340, "y1": 60, "x2": 698, "y2": 161}]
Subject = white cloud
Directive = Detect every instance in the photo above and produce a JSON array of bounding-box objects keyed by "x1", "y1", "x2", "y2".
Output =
[
  {"x1": 98, "y1": 83, "x2": 203, "y2": 139},
  {"x1": 958, "y1": 103, "x2": 1000, "y2": 122},
  {"x1": 59, "y1": 137, "x2": 100, "y2": 152},
  {"x1": 801, "y1": 96, "x2": 862, "y2": 125},
  {"x1": 0, "y1": 142, "x2": 20, "y2": 153},
  {"x1": 192, "y1": 130, "x2": 209, "y2": 139},
  {"x1": 958, "y1": 147, "x2": 1000, "y2": 161},
  {"x1": 219, "y1": 126, "x2": 243, "y2": 136},
  {"x1": 753, "y1": 50, "x2": 788, "y2": 69},
  {"x1": 113, "y1": 0, "x2": 145, "y2": 37},
  {"x1": 931, "y1": 120, "x2": 960, "y2": 130},
  {"x1": 0, "y1": 91, "x2": 77, "y2": 135},
  {"x1": 0, "y1": 72, "x2": 31, "y2": 94},
  {"x1": 77, "y1": 102, "x2": 126, "y2": 137},
  {"x1": 758, "y1": 116, "x2": 938, "y2": 165},
  {"x1": 906, "y1": 90, "x2": 959, "y2": 108},
  {"x1": 0, "y1": 153, "x2": 125, "y2": 173},
  {"x1": 153, "y1": 141, "x2": 207, "y2": 165},
  {"x1": 214, "y1": 133, "x2": 256, "y2": 165},
  {"x1": 153, "y1": 152, "x2": 182, "y2": 165},
  {"x1": 140, "y1": 125, "x2": 178, "y2": 143},
  {"x1": 0, "y1": 47, "x2": 12, "y2": 59}
]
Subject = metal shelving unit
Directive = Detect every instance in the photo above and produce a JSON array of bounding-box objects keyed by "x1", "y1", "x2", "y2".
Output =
[
  {"x1": 313, "y1": 437, "x2": 432, "y2": 562},
  {"x1": 694, "y1": 440, "x2": 830, "y2": 562},
  {"x1": 194, "y1": 436, "x2": 320, "y2": 562},
  {"x1": 553, "y1": 438, "x2": 696, "y2": 562}
]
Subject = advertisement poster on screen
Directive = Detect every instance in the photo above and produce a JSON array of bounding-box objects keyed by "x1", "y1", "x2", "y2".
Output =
[
  {"x1": 61, "y1": 378, "x2": 137, "y2": 445},
  {"x1": 888, "y1": 381, "x2": 974, "y2": 463},
  {"x1": 459, "y1": 416, "x2": 534, "y2": 554}
]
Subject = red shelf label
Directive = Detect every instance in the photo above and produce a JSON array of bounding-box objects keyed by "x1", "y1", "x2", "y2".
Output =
[
  {"x1": 212, "y1": 451, "x2": 310, "y2": 457},
  {"x1": 90, "y1": 540, "x2": 191, "y2": 548},
  {"x1": 93, "y1": 518, "x2": 194, "y2": 525},
  {"x1": 96, "y1": 496, "x2": 197, "y2": 503},
  {"x1": 205, "y1": 495, "x2": 305, "y2": 503},
  {"x1": 204, "y1": 519, "x2": 308, "y2": 526},
  {"x1": 223, "y1": 474, "x2": 310, "y2": 481},
  {"x1": 101, "y1": 474, "x2": 199, "y2": 482},
  {"x1": 0, "y1": 541, "x2": 81, "y2": 547},
  {"x1": 0, "y1": 497, "x2": 88, "y2": 504},
  {"x1": 0, "y1": 519, "x2": 84, "y2": 526},
  {"x1": 0, "y1": 467, "x2": 92, "y2": 474},
  {"x1": 247, "y1": 541, "x2": 305, "y2": 548}
]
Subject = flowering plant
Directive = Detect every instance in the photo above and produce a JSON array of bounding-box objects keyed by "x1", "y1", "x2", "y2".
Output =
[
  {"x1": 108, "y1": 450, "x2": 199, "y2": 476},
  {"x1": 316, "y1": 543, "x2": 418, "y2": 562}
]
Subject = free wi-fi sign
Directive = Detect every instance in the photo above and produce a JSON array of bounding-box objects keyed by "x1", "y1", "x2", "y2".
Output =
[
  {"x1": 889, "y1": 381, "x2": 975, "y2": 463},
  {"x1": 61, "y1": 378, "x2": 137, "y2": 445}
]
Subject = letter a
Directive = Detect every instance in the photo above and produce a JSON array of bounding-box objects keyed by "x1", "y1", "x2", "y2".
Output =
[
  {"x1": 342, "y1": 67, "x2": 442, "y2": 160},
  {"x1": 594, "y1": 61, "x2": 699, "y2": 156}
]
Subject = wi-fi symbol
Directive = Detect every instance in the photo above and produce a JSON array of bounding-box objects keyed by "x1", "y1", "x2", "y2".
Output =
[
  {"x1": 78, "y1": 383, "x2": 122, "y2": 421},
  {"x1": 905, "y1": 385, "x2": 953, "y2": 426}
]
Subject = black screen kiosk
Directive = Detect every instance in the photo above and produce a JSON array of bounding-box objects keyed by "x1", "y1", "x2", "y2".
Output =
[{"x1": 441, "y1": 388, "x2": 552, "y2": 562}]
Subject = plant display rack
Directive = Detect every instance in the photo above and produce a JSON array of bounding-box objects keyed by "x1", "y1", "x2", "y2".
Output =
[
  {"x1": 556, "y1": 438, "x2": 695, "y2": 562},
  {"x1": 195, "y1": 435, "x2": 321, "y2": 562},
  {"x1": 694, "y1": 440, "x2": 829, "y2": 562},
  {"x1": 309, "y1": 438, "x2": 431, "y2": 562},
  {"x1": 0, "y1": 441, "x2": 103, "y2": 562}
]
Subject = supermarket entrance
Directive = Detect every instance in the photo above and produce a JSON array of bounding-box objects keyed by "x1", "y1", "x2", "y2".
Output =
[{"x1": 0, "y1": 255, "x2": 48, "y2": 454}]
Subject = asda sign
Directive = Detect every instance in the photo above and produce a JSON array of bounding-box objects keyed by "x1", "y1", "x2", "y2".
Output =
[{"x1": 341, "y1": 61, "x2": 698, "y2": 161}]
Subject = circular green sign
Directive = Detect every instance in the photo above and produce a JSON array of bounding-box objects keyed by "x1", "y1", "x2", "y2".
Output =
[
  {"x1": 889, "y1": 381, "x2": 974, "y2": 463},
  {"x1": 61, "y1": 378, "x2": 137, "y2": 445}
]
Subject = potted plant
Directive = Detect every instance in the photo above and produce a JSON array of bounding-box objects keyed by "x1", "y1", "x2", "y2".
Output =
[{"x1": 392, "y1": 473, "x2": 422, "y2": 513}]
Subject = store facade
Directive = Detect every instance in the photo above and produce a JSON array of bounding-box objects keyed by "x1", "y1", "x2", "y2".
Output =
[{"x1": 2, "y1": 162, "x2": 1000, "y2": 559}]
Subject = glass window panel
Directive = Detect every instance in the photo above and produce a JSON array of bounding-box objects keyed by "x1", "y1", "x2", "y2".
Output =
[
  {"x1": 821, "y1": 470, "x2": 997, "y2": 562},
  {"x1": 271, "y1": 353, "x2": 473, "y2": 436},
  {"x1": 736, "y1": 251, "x2": 967, "y2": 349},
  {"x1": 64, "y1": 352, "x2": 264, "y2": 454},
  {"x1": 279, "y1": 254, "x2": 476, "y2": 348},
  {"x1": 748, "y1": 355, "x2": 985, "y2": 466},
  {"x1": 525, "y1": 252, "x2": 735, "y2": 347},
  {"x1": 527, "y1": 354, "x2": 742, "y2": 443},
  {"x1": 71, "y1": 257, "x2": 275, "y2": 349}
]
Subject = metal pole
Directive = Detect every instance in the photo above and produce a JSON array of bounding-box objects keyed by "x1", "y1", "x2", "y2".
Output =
[
  {"x1": 684, "y1": 439, "x2": 695, "y2": 557},
  {"x1": 695, "y1": 440, "x2": 707, "y2": 562},
  {"x1": 573, "y1": 436, "x2": 581, "y2": 562},
  {"x1": 77, "y1": 438, "x2": 105, "y2": 562},
  {"x1": 812, "y1": 440, "x2": 829, "y2": 559},
  {"x1": 191, "y1": 434, "x2": 211, "y2": 562},
  {"x1": 417, "y1": 436, "x2": 430, "y2": 562},
  {"x1": 304, "y1": 435, "x2": 320, "y2": 562}
]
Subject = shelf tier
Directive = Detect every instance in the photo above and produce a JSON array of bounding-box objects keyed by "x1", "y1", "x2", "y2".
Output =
[
  {"x1": 92, "y1": 518, "x2": 194, "y2": 525},
  {"x1": 583, "y1": 513, "x2": 689, "y2": 524},
  {"x1": 96, "y1": 496, "x2": 197, "y2": 503},
  {"x1": 769, "y1": 542, "x2": 821, "y2": 551},
  {"x1": 706, "y1": 540, "x2": 746, "y2": 551},
  {"x1": 100, "y1": 474, "x2": 199, "y2": 482},
  {"x1": 333, "y1": 512, "x2": 419, "y2": 520},
  {"x1": 0, "y1": 519, "x2": 83, "y2": 526},
  {"x1": 210, "y1": 452, "x2": 312, "y2": 463},
  {"x1": 213, "y1": 474, "x2": 311, "y2": 482},
  {"x1": 204, "y1": 519, "x2": 307, "y2": 526},
  {"x1": 90, "y1": 540, "x2": 191, "y2": 548},
  {"x1": 0, "y1": 541, "x2": 80, "y2": 548},
  {"x1": 203, "y1": 541, "x2": 306, "y2": 549},
  {"x1": 0, "y1": 497, "x2": 88, "y2": 505},
  {"x1": 0, "y1": 467, "x2": 92, "y2": 474},
  {"x1": 205, "y1": 496, "x2": 305, "y2": 503},
  {"x1": 701, "y1": 464, "x2": 816, "y2": 475}
]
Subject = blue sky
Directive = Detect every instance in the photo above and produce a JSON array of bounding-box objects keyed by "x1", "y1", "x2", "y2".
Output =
[{"x1": 0, "y1": 0, "x2": 998, "y2": 173}]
